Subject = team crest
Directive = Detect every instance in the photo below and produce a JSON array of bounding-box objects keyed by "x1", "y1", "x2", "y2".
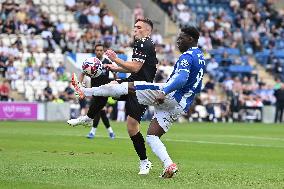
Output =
[{"x1": 180, "y1": 59, "x2": 189, "y2": 67}]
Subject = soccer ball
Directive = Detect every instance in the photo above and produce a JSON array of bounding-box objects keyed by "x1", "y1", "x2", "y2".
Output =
[{"x1": 82, "y1": 57, "x2": 103, "y2": 78}]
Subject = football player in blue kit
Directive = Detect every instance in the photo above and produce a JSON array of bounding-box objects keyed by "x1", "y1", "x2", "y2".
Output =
[{"x1": 72, "y1": 26, "x2": 206, "y2": 178}]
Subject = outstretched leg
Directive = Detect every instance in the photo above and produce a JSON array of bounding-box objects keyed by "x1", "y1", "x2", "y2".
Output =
[{"x1": 72, "y1": 73, "x2": 133, "y2": 98}]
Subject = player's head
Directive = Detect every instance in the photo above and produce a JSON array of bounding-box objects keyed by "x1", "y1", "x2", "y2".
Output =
[
  {"x1": 133, "y1": 18, "x2": 153, "y2": 40},
  {"x1": 177, "y1": 26, "x2": 199, "y2": 53},
  {"x1": 95, "y1": 43, "x2": 104, "y2": 59}
]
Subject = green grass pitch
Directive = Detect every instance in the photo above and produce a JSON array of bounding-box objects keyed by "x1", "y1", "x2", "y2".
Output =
[{"x1": 0, "y1": 121, "x2": 284, "y2": 189}]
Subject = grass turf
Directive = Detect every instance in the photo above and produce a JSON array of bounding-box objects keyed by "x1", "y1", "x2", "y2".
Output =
[{"x1": 0, "y1": 121, "x2": 284, "y2": 189}]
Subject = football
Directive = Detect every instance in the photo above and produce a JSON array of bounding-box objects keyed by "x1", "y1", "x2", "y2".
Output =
[{"x1": 82, "y1": 57, "x2": 103, "y2": 78}]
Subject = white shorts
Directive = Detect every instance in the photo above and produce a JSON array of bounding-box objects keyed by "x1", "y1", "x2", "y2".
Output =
[{"x1": 134, "y1": 81, "x2": 184, "y2": 132}]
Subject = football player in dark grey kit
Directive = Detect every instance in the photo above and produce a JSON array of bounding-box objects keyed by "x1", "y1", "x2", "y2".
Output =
[
  {"x1": 71, "y1": 18, "x2": 158, "y2": 175},
  {"x1": 103, "y1": 18, "x2": 158, "y2": 175},
  {"x1": 67, "y1": 44, "x2": 115, "y2": 139}
]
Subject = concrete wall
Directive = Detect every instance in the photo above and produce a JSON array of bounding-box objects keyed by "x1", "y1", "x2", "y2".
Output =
[{"x1": 45, "y1": 102, "x2": 71, "y2": 121}]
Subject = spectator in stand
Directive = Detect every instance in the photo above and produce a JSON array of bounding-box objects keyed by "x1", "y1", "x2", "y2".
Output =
[
  {"x1": 26, "y1": 52, "x2": 36, "y2": 66},
  {"x1": 43, "y1": 82, "x2": 53, "y2": 102},
  {"x1": 65, "y1": 0, "x2": 76, "y2": 11},
  {"x1": 0, "y1": 79, "x2": 10, "y2": 101},
  {"x1": 274, "y1": 83, "x2": 284, "y2": 123},
  {"x1": 198, "y1": 32, "x2": 213, "y2": 51},
  {"x1": 63, "y1": 81, "x2": 75, "y2": 101},
  {"x1": 56, "y1": 62, "x2": 66, "y2": 79},
  {"x1": 43, "y1": 36, "x2": 56, "y2": 53},
  {"x1": 134, "y1": 2, "x2": 144, "y2": 20},
  {"x1": 5, "y1": 59, "x2": 18, "y2": 89},
  {"x1": 220, "y1": 51, "x2": 232, "y2": 67},
  {"x1": 203, "y1": 76, "x2": 215, "y2": 92},
  {"x1": 206, "y1": 58, "x2": 218, "y2": 78},
  {"x1": 24, "y1": 61, "x2": 34, "y2": 80},
  {"x1": 38, "y1": 62, "x2": 49, "y2": 80},
  {"x1": 101, "y1": 11, "x2": 114, "y2": 34},
  {"x1": 27, "y1": 34, "x2": 38, "y2": 52},
  {"x1": 151, "y1": 29, "x2": 163, "y2": 45},
  {"x1": 0, "y1": 52, "x2": 8, "y2": 78},
  {"x1": 87, "y1": 11, "x2": 101, "y2": 29},
  {"x1": 177, "y1": 7, "x2": 191, "y2": 27},
  {"x1": 274, "y1": 78, "x2": 282, "y2": 90}
]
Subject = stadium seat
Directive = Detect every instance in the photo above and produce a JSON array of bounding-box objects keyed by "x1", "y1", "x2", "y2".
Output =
[
  {"x1": 228, "y1": 65, "x2": 253, "y2": 73},
  {"x1": 63, "y1": 23, "x2": 71, "y2": 31},
  {"x1": 56, "y1": 0, "x2": 65, "y2": 5},
  {"x1": 50, "y1": 14, "x2": 58, "y2": 22},
  {"x1": 66, "y1": 14, "x2": 75, "y2": 23},
  {"x1": 58, "y1": 6, "x2": 65, "y2": 13},
  {"x1": 41, "y1": 0, "x2": 49, "y2": 5},
  {"x1": 41, "y1": 5, "x2": 49, "y2": 13},
  {"x1": 49, "y1": 5, "x2": 58, "y2": 13},
  {"x1": 33, "y1": 0, "x2": 40, "y2": 4},
  {"x1": 2, "y1": 37, "x2": 11, "y2": 46},
  {"x1": 58, "y1": 14, "x2": 67, "y2": 22}
]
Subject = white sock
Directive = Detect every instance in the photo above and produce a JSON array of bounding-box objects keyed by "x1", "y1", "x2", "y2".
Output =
[
  {"x1": 107, "y1": 127, "x2": 113, "y2": 133},
  {"x1": 140, "y1": 158, "x2": 149, "y2": 163},
  {"x1": 146, "y1": 135, "x2": 173, "y2": 168},
  {"x1": 90, "y1": 127, "x2": 96, "y2": 135},
  {"x1": 82, "y1": 82, "x2": 128, "y2": 97}
]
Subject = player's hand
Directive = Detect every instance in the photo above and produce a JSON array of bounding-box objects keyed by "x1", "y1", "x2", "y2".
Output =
[
  {"x1": 104, "y1": 64, "x2": 119, "y2": 72},
  {"x1": 154, "y1": 91, "x2": 166, "y2": 105},
  {"x1": 105, "y1": 49, "x2": 117, "y2": 61}
]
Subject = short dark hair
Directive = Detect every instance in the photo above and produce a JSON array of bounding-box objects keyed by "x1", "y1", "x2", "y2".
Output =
[
  {"x1": 95, "y1": 43, "x2": 104, "y2": 50},
  {"x1": 135, "y1": 18, "x2": 153, "y2": 30},
  {"x1": 181, "y1": 26, "x2": 200, "y2": 42}
]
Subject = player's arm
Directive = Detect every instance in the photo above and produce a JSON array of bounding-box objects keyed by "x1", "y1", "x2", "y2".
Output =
[
  {"x1": 104, "y1": 64, "x2": 132, "y2": 73},
  {"x1": 163, "y1": 70, "x2": 189, "y2": 95},
  {"x1": 105, "y1": 50, "x2": 143, "y2": 73},
  {"x1": 105, "y1": 39, "x2": 149, "y2": 73},
  {"x1": 163, "y1": 54, "x2": 192, "y2": 95},
  {"x1": 155, "y1": 54, "x2": 191, "y2": 104},
  {"x1": 113, "y1": 58, "x2": 143, "y2": 73}
]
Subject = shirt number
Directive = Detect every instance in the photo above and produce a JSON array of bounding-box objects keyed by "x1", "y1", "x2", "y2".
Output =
[{"x1": 193, "y1": 68, "x2": 204, "y2": 88}]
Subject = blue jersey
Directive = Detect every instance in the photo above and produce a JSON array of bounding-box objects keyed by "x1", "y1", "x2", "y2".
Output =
[{"x1": 165, "y1": 47, "x2": 206, "y2": 111}]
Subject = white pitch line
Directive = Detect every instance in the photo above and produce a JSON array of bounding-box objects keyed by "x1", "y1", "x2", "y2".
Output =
[
  {"x1": 195, "y1": 134, "x2": 284, "y2": 142},
  {"x1": 93, "y1": 135, "x2": 284, "y2": 149}
]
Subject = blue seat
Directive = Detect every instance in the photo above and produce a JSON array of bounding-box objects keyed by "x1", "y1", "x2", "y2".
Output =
[
  {"x1": 226, "y1": 48, "x2": 240, "y2": 55},
  {"x1": 273, "y1": 49, "x2": 284, "y2": 58},
  {"x1": 228, "y1": 65, "x2": 253, "y2": 73}
]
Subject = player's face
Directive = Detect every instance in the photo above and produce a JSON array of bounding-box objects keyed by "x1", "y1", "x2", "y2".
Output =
[
  {"x1": 176, "y1": 32, "x2": 192, "y2": 53},
  {"x1": 133, "y1": 21, "x2": 149, "y2": 40},
  {"x1": 95, "y1": 46, "x2": 104, "y2": 59}
]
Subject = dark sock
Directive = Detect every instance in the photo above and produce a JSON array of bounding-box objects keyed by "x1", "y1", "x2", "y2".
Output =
[
  {"x1": 92, "y1": 113, "x2": 100, "y2": 128},
  {"x1": 130, "y1": 132, "x2": 147, "y2": 160},
  {"x1": 100, "y1": 110, "x2": 110, "y2": 129}
]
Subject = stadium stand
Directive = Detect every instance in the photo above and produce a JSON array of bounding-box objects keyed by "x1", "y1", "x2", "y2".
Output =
[{"x1": 155, "y1": 0, "x2": 284, "y2": 122}]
